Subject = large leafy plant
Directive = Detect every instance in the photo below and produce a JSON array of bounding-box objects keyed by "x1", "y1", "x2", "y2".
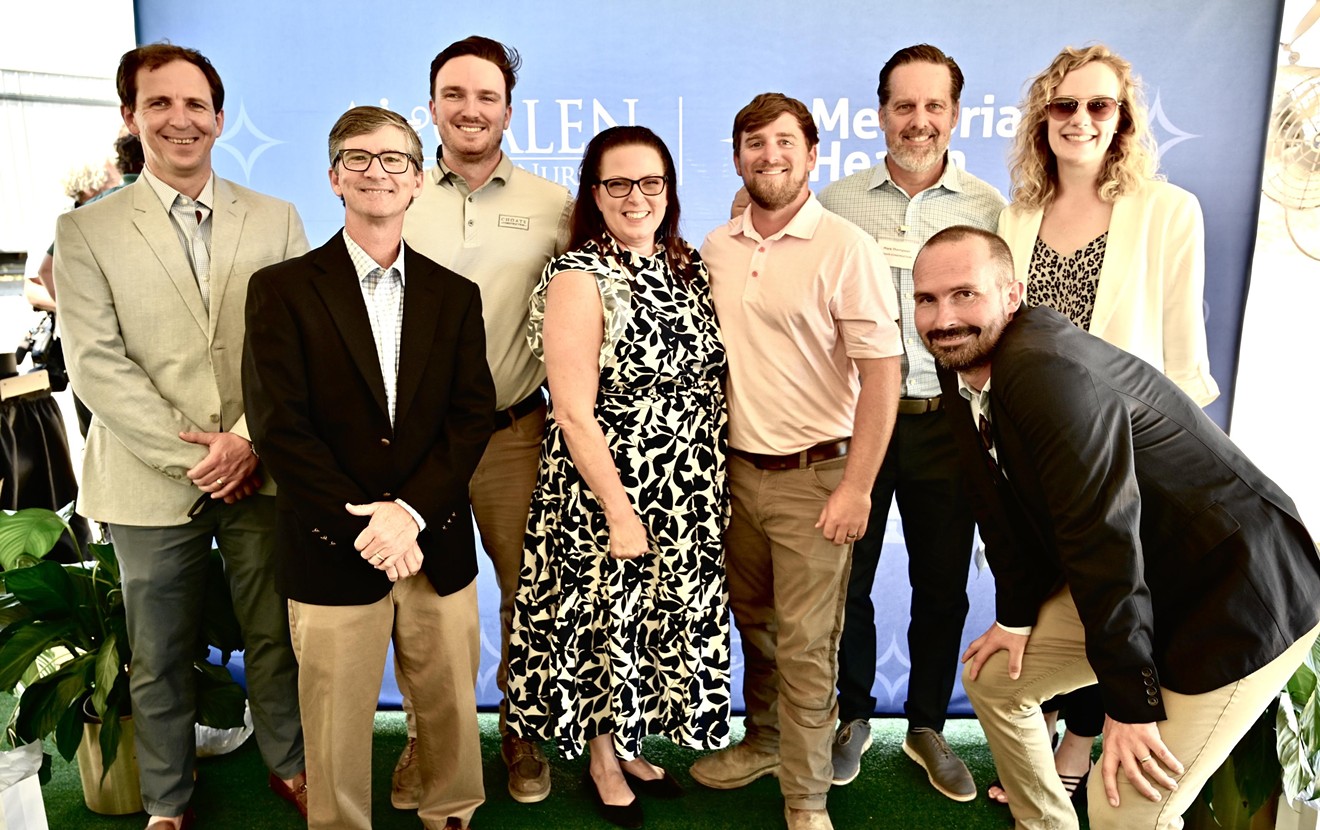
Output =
[
  {"x1": 0, "y1": 508, "x2": 246, "y2": 779},
  {"x1": 1278, "y1": 634, "x2": 1320, "y2": 809}
]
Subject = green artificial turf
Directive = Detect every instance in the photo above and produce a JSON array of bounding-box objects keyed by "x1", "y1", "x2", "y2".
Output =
[{"x1": 29, "y1": 713, "x2": 1057, "y2": 829}]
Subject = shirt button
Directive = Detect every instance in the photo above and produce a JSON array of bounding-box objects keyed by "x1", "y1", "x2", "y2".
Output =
[
  {"x1": 467, "y1": 219, "x2": 474, "y2": 226},
  {"x1": 751, "y1": 271, "x2": 759, "y2": 278},
  {"x1": 757, "y1": 246, "x2": 765, "y2": 252}
]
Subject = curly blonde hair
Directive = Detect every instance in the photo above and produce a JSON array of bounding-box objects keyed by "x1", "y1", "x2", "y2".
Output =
[{"x1": 1007, "y1": 44, "x2": 1159, "y2": 210}]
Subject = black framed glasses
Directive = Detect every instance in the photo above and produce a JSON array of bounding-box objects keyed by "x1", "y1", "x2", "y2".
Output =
[
  {"x1": 335, "y1": 149, "x2": 418, "y2": 174},
  {"x1": 598, "y1": 176, "x2": 667, "y2": 198},
  {"x1": 1046, "y1": 96, "x2": 1121, "y2": 122}
]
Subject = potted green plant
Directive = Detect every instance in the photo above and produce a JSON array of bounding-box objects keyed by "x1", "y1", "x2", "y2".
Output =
[{"x1": 0, "y1": 507, "x2": 246, "y2": 813}]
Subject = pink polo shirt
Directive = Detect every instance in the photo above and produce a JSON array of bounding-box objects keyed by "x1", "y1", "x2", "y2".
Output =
[{"x1": 702, "y1": 193, "x2": 902, "y2": 456}]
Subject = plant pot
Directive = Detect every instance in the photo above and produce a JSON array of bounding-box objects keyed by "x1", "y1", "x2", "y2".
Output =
[{"x1": 76, "y1": 714, "x2": 142, "y2": 815}]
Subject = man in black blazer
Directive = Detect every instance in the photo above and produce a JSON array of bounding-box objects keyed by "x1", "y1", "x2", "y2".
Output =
[
  {"x1": 911, "y1": 225, "x2": 1320, "y2": 830},
  {"x1": 243, "y1": 106, "x2": 495, "y2": 830}
]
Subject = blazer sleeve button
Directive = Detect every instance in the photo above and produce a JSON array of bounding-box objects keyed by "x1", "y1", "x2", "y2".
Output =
[{"x1": 380, "y1": 438, "x2": 391, "y2": 446}]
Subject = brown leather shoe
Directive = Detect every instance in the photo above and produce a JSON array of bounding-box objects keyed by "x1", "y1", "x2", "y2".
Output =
[
  {"x1": 502, "y1": 734, "x2": 551, "y2": 804},
  {"x1": 391, "y1": 737, "x2": 420, "y2": 810},
  {"x1": 269, "y1": 771, "x2": 308, "y2": 819}
]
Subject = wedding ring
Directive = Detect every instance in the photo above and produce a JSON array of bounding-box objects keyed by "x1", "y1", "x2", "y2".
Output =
[
  {"x1": 1138, "y1": 755, "x2": 1153, "y2": 764},
  {"x1": 846, "y1": 532, "x2": 858, "y2": 539},
  {"x1": 215, "y1": 477, "x2": 225, "y2": 486}
]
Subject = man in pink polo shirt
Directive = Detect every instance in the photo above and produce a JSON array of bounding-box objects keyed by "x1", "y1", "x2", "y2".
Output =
[{"x1": 690, "y1": 92, "x2": 903, "y2": 830}]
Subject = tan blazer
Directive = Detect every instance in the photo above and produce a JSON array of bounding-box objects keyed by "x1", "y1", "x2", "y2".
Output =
[
  {"x1": 997, "y1": 180, "x2": 1219, "y2": 406},
  {"x1": 54, "y1": 175, "x2": 308, "y2": 526}
]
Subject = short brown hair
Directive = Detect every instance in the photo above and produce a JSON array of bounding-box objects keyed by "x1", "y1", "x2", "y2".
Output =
[
  {"x1": 327, "y1": 106, "x2": 423, "y2": 169},
  {"x1": 877, "y1": 44, "x2": 965, "y2": 106},
  {"x1": 117, "y1": 43, "x2": 224, "y2": 111},
  {"x1": 429, "y1": 36, "x2": 520, "y2": 102},
  {"x1": 919, "y1": 225, "x2": 1015, "y2": 286},
  {"x1": 732, "y1": 93, "x2": 818, "y2": 150}
]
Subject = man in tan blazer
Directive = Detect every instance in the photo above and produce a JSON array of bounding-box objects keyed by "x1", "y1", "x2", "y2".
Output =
[{"x1": 55, "y1": 43, "x2": 307, "y2": 830}]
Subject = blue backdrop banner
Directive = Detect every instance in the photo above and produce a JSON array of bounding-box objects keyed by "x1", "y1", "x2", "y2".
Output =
[{"x1": 135, "y1": 0, "x2": 1281, "y2": 714}]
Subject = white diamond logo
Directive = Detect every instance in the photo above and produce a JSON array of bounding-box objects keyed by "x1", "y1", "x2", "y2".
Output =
[
  {"x1": 215, "y1": 101, "x2": 286, "y2": 182},
  {"x1": 1149, "y1": 91, "x2": 1200, "y2": 159}
]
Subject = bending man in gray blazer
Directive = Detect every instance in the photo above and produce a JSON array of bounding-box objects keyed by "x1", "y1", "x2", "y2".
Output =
[{"x1": 55, "y1": 43, "x2": 307, "y2": 830}]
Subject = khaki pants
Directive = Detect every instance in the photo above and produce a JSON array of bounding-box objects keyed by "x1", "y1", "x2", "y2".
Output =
[
  {"x1": 399, "y1": 404, "x2": 544, "y2": 737},
  {"x1": 965, "y1": 586, "x2": 1320, "y2": 830},
  {"x1": 725, "y1": 455, "x2": 852, "y2": 811},
  {"x1": 291, "y1": 579, "x2": 484, "y2": 829}
]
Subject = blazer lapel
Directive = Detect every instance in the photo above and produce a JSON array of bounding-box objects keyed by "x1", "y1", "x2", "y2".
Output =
[
  {"x1": 206, "y1": 178, "x2": 245, "y2": 339},
  {"x1": 1088, "y1": 192, "x2": 1136, "y2": 337},
  {"x1": 131, "y1": 181, "x2": 208, "y2": 333},
  {"x1": 311, "y1": 235, "x2": 390, "y2": 419},
  {"x1": 393, "y1": 249, "x2": 443, "y2": 426}
]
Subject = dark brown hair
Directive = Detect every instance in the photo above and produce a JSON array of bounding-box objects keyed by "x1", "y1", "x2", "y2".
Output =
[
  {"x1": 731, "y1": 92, "x2": 818, "y2": 150},
  {"x1": 877, "y1": 44, "x2": 965, "y2": 106},
  {"x1": 429, "y1": 36, "x2": 520, "y2": 102},
  {"x1": 117, "y1": 42, "x2": 224, "y2": 111},
  {"x1": 568, "y1": 126, "x2": 692, "y2": 281}
]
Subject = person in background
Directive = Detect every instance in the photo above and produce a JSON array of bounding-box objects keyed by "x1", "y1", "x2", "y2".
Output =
[
  {"x1": 506, "y1": 125, "x2": 729, "y2": 830},
  {"x1": 991, "y1": 43, "x2": 1219, "y2": 811}
]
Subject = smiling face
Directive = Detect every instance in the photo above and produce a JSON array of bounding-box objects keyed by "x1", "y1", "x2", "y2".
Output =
[
  {"x1": 122, "y1": 59, "x2": 223, "y2": 195},
  {"x1": 330, "y1": 125, "x2": 423, "y2": 226},
  {"x1": 734, "y1": 111, "x2": 817, "y2": 212},
  {"x1": 880, "y1": 61, "x2": 959, "y2": 178},
  {"x1": 430, "y1": 54, "x2": 511, "y2": 168},
  {"x1": 913, "y1": 234, "x2": 1023, "y2": 389},
  {"x1": 1046, "y1": 61, "x2": 1121, "y2": 174},
  {"x1": 592, "y1": 143, "x2": 667, "y2": 255}
]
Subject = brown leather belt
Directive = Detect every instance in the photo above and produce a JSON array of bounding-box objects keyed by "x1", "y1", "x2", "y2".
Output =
[
  {"x1": 730, "y1": 438, "x2": 850, "y2": 471},
  {"x1": 494, "y1": 390, "x2": 545, "y2": 430},
  {"x1": 897, "y1": 396, "x2": 941, "y2": 415}
]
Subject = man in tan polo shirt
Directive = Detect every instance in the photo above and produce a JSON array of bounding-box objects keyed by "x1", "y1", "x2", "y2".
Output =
[
  {"x1": 400, "y1": 35, "x2": 571, "y2": 808},
  {"x1": 690, "y1": 92, "x2": 902, "y2": 830}
]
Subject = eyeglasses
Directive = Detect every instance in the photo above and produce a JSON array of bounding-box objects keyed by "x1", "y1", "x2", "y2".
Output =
[
  {"x1": 335, "y1": 149, "x2": 417, "y2": 174},
  {"x1": 598, "y1": 176, "x2": 667, "y2": 198},
  {"x1": 1046, "y1": 96, "x2": 1121, "y2": 122}
]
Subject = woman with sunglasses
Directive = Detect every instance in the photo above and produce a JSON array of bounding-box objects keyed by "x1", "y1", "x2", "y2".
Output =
[
  {"x1": 506, "y1": 126, "x2": 729, "y2": 829},
  {"x1": 990, "y1": 44, "x2": 1220, "y2": 810}
]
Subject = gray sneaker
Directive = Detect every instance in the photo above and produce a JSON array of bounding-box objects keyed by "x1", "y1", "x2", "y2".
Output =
[
  {"x1": 830, "y1": 719, "x2": 873, "y2": 786},
  {"x1": 902, "y1": 727, "x2": 976, "y2": 802}
]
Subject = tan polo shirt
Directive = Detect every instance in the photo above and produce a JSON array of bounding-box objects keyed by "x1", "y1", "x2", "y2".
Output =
[
  {"x1": 701, "y1": 193, "x2": 902, "y2": 455},
  {"x1": 402, "y1": 153, "x2": 572, "y2": 410}
]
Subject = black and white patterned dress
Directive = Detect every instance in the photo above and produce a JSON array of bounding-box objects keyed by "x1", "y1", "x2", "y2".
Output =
[
  {"x1": 1025, "y1": 232, "x2": 1108, "y2": 329},
  {"x1": 506, "y1": 236, "x2": 731, "y2": 760}
]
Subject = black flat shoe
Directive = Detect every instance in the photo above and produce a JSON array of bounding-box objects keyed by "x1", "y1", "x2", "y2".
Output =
[
  {"x1": 584, "y1": 769, "x2": 644, "y2": 829},
  {"x1": 622, "y1": 767, "x2": 683, "y2": 798}
]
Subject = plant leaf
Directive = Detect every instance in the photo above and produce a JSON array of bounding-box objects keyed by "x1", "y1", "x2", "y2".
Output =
[
  {"x1": 14, "y1": 653, "x2": 94, "y2": 744},
  {"x1": 4, "y1": 561, "x2": 77, "y2": 618},
  {"x1": 0, "y1": 510, "x2": 71, "y2": 570},
  {"x1": 97, "y1": 704, "x2": 123, "y2": 777},
  {"x1": 0, "y1": 620, "x2": 77, "y2": 691},
  {"x1": 88, "y1": 542, "x2": 119, "y2": 586},
  {"x1": 91, "y1": 630, "x2": 123, "y2": 718},
  {"x1": 194, "y1": 661, "x2": 245, "y2": 729},
  {"x1": 53, "y1": 698, "x2": 83, "y2": 762},
  {"x1": 1232, "y1": 702, "x2": 1281, "y2": 815}
]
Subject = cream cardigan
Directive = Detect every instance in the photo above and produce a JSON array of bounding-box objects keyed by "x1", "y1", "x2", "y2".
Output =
[{"x1": 997, "y1": 180, "x2": 1219, "y2": 406}]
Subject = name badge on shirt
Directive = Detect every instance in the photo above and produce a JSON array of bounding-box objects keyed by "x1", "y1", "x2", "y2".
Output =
[
  {"x1": 880, "y1": 237, "x2": 919, "y2": 270},
  {"x1": 498, "y1": 214, "x2": 530, "y2": 231}
]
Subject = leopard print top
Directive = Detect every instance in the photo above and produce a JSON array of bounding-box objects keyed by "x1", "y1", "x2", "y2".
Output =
[{"x1": 1025, "y1": 232, "x2": 1107, "y2": 330}]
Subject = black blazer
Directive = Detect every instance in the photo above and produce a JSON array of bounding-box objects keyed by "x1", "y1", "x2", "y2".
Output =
[
  {"x1": 940, "y1": 307, "x2": 1320, "y2": 723},
  {"x1": 242, "y1": 232, "x2": 495, "y2": 606}
]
